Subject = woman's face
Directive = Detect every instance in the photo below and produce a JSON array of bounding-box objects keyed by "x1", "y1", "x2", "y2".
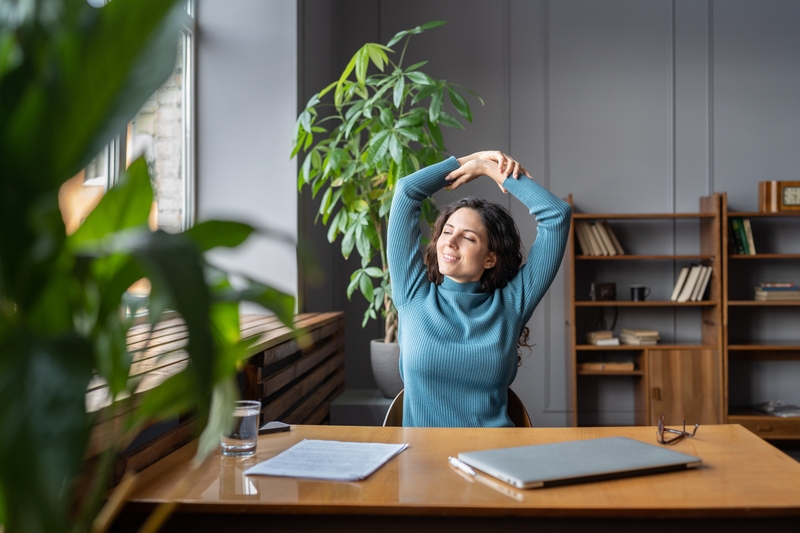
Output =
[{"x1": 436, "y1": 207, "x2": 496, "y2": 283}]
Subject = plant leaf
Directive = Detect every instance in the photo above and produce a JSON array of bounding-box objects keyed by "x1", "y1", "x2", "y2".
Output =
[
  {"x1": 184, "y1": 221, "x2": 254, "y2": 252},
  {"x1": 393, "y1": 74, "x2": 405, "y2": 108},
  {"x1": 438, "y1": 110, "x2": 464, "y2": 129},
  {"x1": 386, "y1": 29, "x2": 409, "y2": 48},
  {"x1": 447, "y1": 86, "x2": 472, "y2": 122},
  {"x1": 366, "y1": 130, "x2": 391, "y2": 167},
  {"x1": 429, "y1": 87, "x2": 444, "y2": 122},
  {"x1": 420, "y1": 20, "x2": 448, "y2": 30},
  {"x1": 68, "y1": 157, "x2": 153, "y2": 250},
  {"x1": 389, "y1": 133, "x2": 403, "y2": 165},
  {"x1": 405, "y1": 71, "x2": 431, "y2": 85}
]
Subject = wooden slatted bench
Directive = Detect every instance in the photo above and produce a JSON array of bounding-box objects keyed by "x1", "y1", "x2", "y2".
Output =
[{"x1": 85, "y1": 312, "x2": 345, "y2": 477}]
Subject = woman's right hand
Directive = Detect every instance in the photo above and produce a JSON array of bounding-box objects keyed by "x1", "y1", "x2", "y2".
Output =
[{"x1": 474, "y1": 150, "x2": 531, "y2": 180}]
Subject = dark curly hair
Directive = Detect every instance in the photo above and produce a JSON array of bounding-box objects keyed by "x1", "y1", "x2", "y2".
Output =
[{"x1": 423, "y1": 197, "x2": 531, "y2": 360}]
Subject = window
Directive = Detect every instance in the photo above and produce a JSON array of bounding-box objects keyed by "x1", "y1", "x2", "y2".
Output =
[{"x1": 60, "y1": 1, "x2": 196, "y2": 234}]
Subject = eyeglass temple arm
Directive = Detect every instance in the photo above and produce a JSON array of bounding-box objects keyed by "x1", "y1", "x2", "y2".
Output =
[{"x1": 663, "y1": 421, "x2": 699, "y2": 437}]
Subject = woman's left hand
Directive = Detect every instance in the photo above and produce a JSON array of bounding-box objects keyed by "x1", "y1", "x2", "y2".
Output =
[{"x1": 449, "y1": 151, "x2": 530, "y2": 193}]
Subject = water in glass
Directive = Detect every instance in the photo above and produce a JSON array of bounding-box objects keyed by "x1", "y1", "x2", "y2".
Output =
[{"x1": 221, "y1": 401, "x2": 260, "y2": 457}]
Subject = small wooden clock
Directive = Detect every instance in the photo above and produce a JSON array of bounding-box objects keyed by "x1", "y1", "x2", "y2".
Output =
[{"x1": 759, "y1": 180, "x2": 800, "y2": 212}]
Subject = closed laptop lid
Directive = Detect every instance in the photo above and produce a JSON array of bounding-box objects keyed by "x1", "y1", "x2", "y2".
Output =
[{"x1": 458, "y1": 436, "x2": 701, "y2": 489}]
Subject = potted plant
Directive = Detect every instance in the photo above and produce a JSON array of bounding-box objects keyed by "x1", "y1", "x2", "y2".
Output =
[
  {"x1": 0, "y1": 1, "x2": 294, "y2": 531},
  {"x1": 292, "y1": 21, "x2": 481, "y2": 397}
]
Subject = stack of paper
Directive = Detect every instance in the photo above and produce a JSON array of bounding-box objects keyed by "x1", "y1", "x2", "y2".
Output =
[{"x1": 245, "y1": 439, "x2": 408, "y2": 481}]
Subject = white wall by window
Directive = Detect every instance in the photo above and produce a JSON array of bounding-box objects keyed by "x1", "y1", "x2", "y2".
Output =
[{"x1": 196, "y1": 0, "x2": 298, "y2": 303}]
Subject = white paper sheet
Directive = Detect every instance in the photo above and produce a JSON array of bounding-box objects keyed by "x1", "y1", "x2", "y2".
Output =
[{"x1": 244, "y1": 439, "x2": 408, "y2": 481}]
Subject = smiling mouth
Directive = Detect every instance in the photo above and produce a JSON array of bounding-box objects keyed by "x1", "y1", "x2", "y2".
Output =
[{"x1": 441, "y1": 253, "x2": 459, "y2": 263}]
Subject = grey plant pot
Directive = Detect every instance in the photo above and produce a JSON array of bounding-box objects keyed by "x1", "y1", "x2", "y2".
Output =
[{"x1": 370, "y1": 339, "x2": 403, "y2": 399}]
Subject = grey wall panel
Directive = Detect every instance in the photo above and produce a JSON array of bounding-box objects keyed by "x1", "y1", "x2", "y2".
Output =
[
  {"x1": 298, "y1": 0, "x2": 383, "y2": 390},
  {"x1": 713, "y1": 0, "x2": 800, "y2": 211},
  {"x1": 197, "y1": 0, "x2": 298, "y2": 304},
  {"x1": 549, "y1": 0, "x2": 674, "y2": 214}
]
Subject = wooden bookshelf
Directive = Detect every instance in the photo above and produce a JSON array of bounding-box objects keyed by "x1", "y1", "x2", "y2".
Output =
[
  {"x1": 565, "y1": 194, "x2": 724, "y2": 428},
  {"x1": 722, "y1": 193, "x2": 800, "y2": 440}
]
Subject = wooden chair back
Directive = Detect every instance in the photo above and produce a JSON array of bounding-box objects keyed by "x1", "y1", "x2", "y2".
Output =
[{"x1": 382, "y1": 388, "x2": 532, "y2": 427}]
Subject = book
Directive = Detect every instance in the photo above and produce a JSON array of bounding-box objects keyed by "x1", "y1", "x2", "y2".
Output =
[
  {"x1": 753, "y1": 401, "x2": 800, "y2": 418},
  {"x1": 670, "y1": 266, "x2": 691, "y2": 302},
  {"x1": 578, "y1": 361, "x2": 634, "y2": 371},
  {"x1": 693, "y1": 265, "x2": 713, "y2": 301},
  {"x1": 743, "y1": 218, "x2": 756, "y2": 255},
  {"x1": 759, "y1": 282, "x2": 796, "y2": 289},
  {"x1": 755, "y1": 289, "x2": 800, "y2": 300},
  {"x1": 676, "y1": 265, "x2": 702, "y2": 302},
  {"x1": 589, "y1": 223, "x2": 610, "y2": 255},
  {"x1": 689, "y1": 266, "x2": 709, "y2": 301},
  {"x1": 589, "y1": 337, "x2": 621, "y2": 346},
  {"x1": 601, "y1": 221, "x2": 625, "y2": 255},
  {"x1": 621, "y1": 328, "x2": 660, "y2": 339},
  {"x1": 619, "y1": 334, "x2": 658, "y2": 346},
  {"x1": 594, "y1": 222, "x2": 618, "y2": 257},
  {"x1": 580, "y1": 221, "x2": 603, "y2": 256},
  {"x1": 574, "y1": 221, "x2": 591, "y2": 255},
  {"x1": 729, "y1": 218, "x2": 748, "y2": 255},
  {"x1": 587, "y1": 330, "x2": 614, "y2": 340},
  {"x1": 586, "y1": 331, "x2": 619, "y2": 346}
]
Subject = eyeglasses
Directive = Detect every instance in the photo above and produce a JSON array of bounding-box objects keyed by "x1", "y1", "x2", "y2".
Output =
[{"x1": 656, "y1": 414, "x2": 699, "y2": 445}]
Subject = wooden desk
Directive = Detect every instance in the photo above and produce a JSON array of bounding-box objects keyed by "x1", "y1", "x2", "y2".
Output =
[{"x1": 119, "y1": 424, "x2": 800, "y2": 532}]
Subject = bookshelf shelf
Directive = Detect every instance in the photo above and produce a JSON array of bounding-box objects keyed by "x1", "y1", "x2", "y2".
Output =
[
  {"x1": 566, "y1": 194, "x2": 723, "y2": 429},
  {"x1": 728, "y1": 211, "x2": 800, "y2": 218},
  {"x1": 573, "y1": 213, "x2": 715, "y2": 219},
  {"x1": 576, "y1": 254, "x2": 716, "y2": 261},
  {"x1": 575, "y1": 301, "x2": 716, "y2": 307},
  {"x1": 727, "y1": 411, "x2": 800, "y2": 440},
  {"x1": 729, "y1": 254, "x2": 800, "y2": 259},
  {"x1": 576, "y1": 344, "x2": 710, "y2": 351},
  {"x1": 577, "y1": 370, "x2": 644, "y2": 376},
  {"x1": 722, "y1": 194, "x2": 800, "y2": 440},
  {"x1": 728, "y1": 300, "x2": 800, "y2": 306}
]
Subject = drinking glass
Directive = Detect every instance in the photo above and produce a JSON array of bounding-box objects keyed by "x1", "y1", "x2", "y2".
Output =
[{"x1": 221, "y1": 400, "x2": 261, "y2": 457}]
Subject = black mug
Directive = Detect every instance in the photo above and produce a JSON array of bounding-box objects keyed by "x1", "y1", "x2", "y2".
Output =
[{"x1": 631, "y1": 285, "x2": 651, "y2": 301}]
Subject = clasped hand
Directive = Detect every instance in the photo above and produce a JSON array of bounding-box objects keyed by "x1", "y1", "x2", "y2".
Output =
[{"x1": 446, "y1": 150, "x2": 532, "y2": 193}]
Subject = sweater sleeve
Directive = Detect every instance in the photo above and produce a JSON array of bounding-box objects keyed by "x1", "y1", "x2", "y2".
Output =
[
  {"x1": 387, "y1": 156, "x2": 462, "y2": 309},
  {"x1": 502, "y1": 176, "x2": 571, "y2": 321}
]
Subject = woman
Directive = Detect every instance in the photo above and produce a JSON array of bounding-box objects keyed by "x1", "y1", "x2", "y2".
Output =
[{"x1": 387, "y1": 151, "x2": 571, "y2": 427}]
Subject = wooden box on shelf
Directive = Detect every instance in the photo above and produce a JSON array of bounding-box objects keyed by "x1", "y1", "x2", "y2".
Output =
[{"x1": 564, "y1": 194, "x2": 724, "y2": 428}]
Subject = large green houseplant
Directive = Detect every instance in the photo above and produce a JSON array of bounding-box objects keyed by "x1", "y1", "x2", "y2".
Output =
[
  {"x1": 0, "y1": 1, "x2": 294, "y2": 532},
  {"x1": 292, "y1": 21, "x2": 481, "y2": 346}
]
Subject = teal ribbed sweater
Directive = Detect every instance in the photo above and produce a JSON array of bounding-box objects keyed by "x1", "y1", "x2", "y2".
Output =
[{"x1": 387, "y1": 157, "x2": 571, "y2": 427}]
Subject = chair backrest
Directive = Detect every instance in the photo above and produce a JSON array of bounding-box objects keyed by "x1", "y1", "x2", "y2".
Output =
[
  {"x1": 382, "y1": 388, "x2": 532, "y2": 427},
  {"x1": 383, "y1": 389, "x2": 404, "y2": 427}
]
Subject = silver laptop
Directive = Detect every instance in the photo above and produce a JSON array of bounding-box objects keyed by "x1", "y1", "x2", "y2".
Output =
[{"x1": 458, "y1": 436, "x2": 701, "y2": 489}]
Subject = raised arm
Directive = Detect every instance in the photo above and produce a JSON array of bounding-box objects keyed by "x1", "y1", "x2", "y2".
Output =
[
  {"x1": 503, "y1": 176, "x2": 571, "y2": 320},
  {"x1": 387, "y1": 157, "x2": 461, "y2": 309}
]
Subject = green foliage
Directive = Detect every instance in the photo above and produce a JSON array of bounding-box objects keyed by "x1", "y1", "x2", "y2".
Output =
[
  {"x1": 292, "y1": 21, "x2": 482, "y2": 342},
  {"x1": 0, "y1": 1, "x2": 295, "y2": 531}
]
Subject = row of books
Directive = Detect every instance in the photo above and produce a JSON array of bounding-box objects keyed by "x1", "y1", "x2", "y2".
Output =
[
  {"x1": 729, "y1": 217, "x2": 756, "y2": 255},
  {"x1": 586, "y1": 328, "x2": 660, "y2": 346},
  {"x1": 574, "y1": 221, "x2": 625, "y2": 256},
  {"x1": 754, "y1": 282, "x2": 799, "y2": 301},
  {"x1": 669, "y1": 264, "x2": 712, "y2": 302}
]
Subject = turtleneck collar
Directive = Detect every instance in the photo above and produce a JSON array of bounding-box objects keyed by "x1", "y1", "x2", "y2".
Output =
[{"x1": 440, "y1": 276, "x2": 483, "y2": 294}]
